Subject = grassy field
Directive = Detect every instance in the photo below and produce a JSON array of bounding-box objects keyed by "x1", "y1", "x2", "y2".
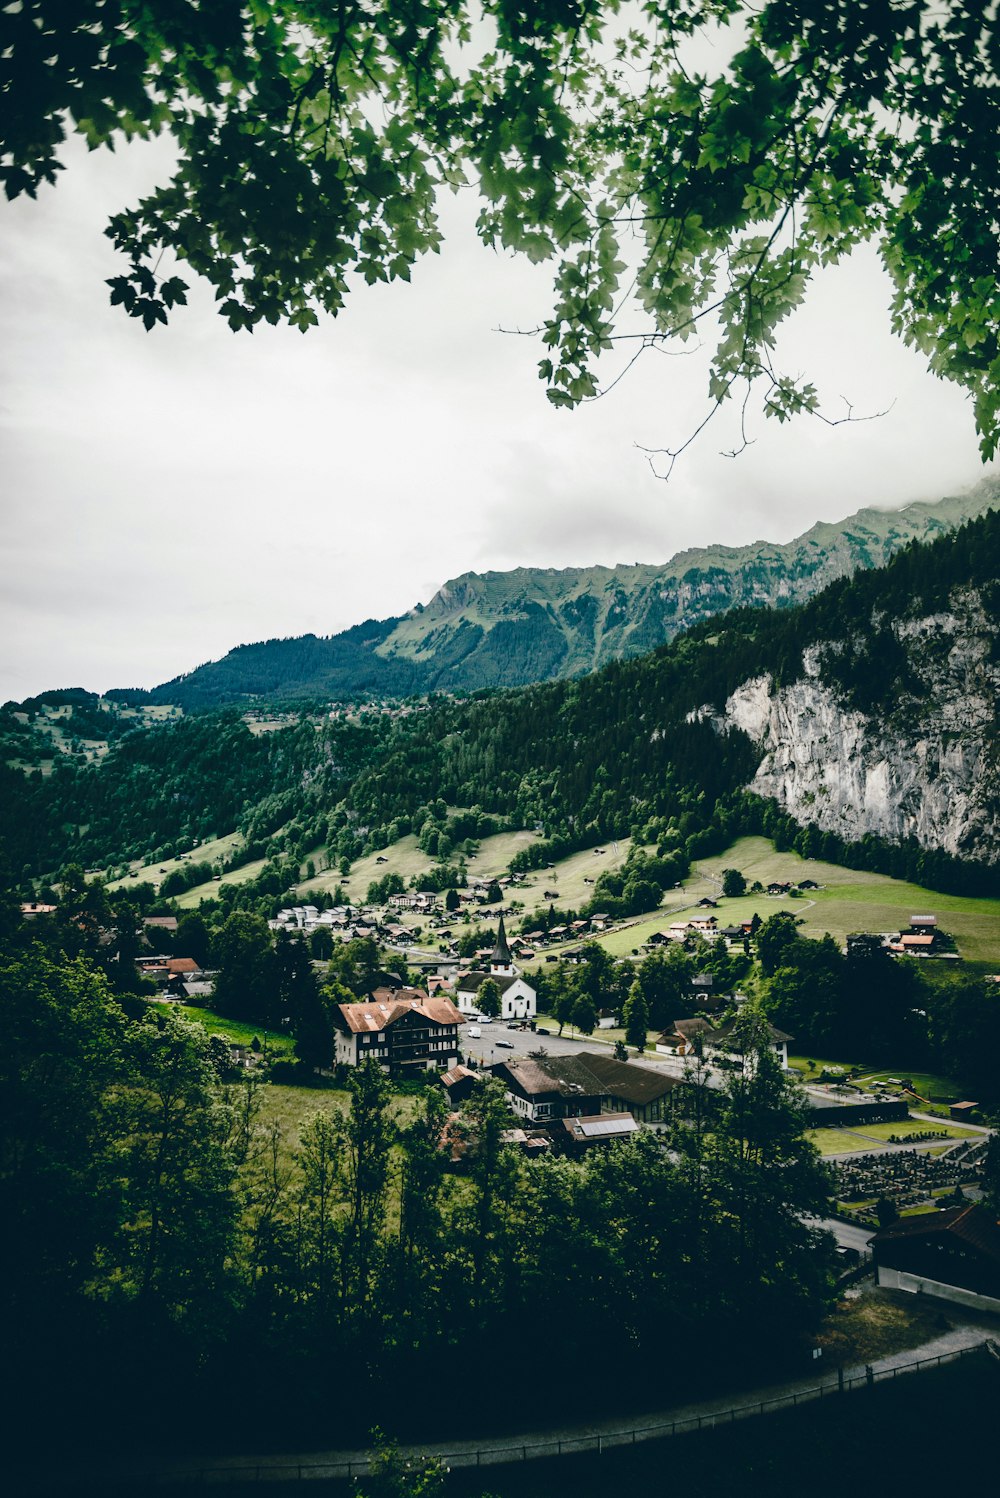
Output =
[
  {"x1": 296, "y1": 830, "x2": 639, "y2": 922},
  {"x1": 807, "y1": 1116, "x2": 980, "y2": 1155},
  {"x1": 256, "y1": 1083, "x2": 349, "y2": 1160},
  {"x1": 807, "y1": 1128, "x2": 881, "y2": 1156},
  {"x1": 108, "y1": 830, "x2": 243, "y2": 891},
  {"x1": 173, "y1": 854, "x2": 274, "y2": 908},
  {"x1": 788, "y1": 1054, "x2": 862, "y2": 1077},
  {"x1": 508, "y1": 838, "x2": 638, "y2": 917},
  {"x1": 526, "y1": 834, "x2": 1000, "y2": 967},
  {"x1": 152, "y1": 1001, "x2": 295, "y2": 1053},
  {"x1": 468, "y1": 829, "x2": 547, "y2": 879},
  {"x1": 257, "y1": 1083, "x2": 424, "y2": 1172},
  {"x1": 837, "y1": 1119, "x2": 979, "y2": 1142},
  {"x1": 816, "y1": 1288, "x2": 960, "y2": 1363},
  {"x1": 695, "y1": 836, "x2": 1000, "y2": 964},
  {"x1": 855, "y1": 1069, "x2": 962, "y2": 1100},
  {"x1": 298, "y1": 833, "x2": 433, "y2": 900}
]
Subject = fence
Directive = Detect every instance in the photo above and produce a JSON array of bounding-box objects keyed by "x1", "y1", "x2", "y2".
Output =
[
  {"x1": 148, "y1": 1340, "x2": 990, "y2": 1489},
  {"x1": 835, "y1": 1251, "x2": 875, "y2": 1290}
]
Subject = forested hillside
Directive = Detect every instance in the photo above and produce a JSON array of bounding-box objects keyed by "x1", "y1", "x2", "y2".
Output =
[
  {"x1": 147, "y1": 617, "x2": 425, "y2": 707},
  {"x1": 3, "y1": 510, "x2": 998, "y2": 896},
  {"x1": 106, "y1": 486, "x2": 996, "y2": 707}
]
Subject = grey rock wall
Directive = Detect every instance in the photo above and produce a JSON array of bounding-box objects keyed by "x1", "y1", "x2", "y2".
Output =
[{"x1": 722, "y1": 592, "x2": 1000, "y2": 863}]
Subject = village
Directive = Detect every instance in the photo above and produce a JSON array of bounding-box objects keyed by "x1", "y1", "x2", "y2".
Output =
[{"x1": 116, "y1": 867, "x2": 1000, "y2": 1325}]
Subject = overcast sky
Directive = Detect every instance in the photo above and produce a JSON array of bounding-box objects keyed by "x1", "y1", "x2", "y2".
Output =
[{"x1": 0, "y1": 132, "x2": 992, "y2": 703}]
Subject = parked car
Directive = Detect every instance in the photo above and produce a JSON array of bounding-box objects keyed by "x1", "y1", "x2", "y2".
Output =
[
  {"x1": 495, "y1": 1039, "x2": 515, "y2": 1049},
  {"x1": 536, "y1": 1027, "x2": 551, "y2": 1035}
]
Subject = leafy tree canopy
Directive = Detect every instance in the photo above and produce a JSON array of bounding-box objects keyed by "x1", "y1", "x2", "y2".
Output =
[
  {"x1": 6, "y1": 3, "x2": 1000, "y2": 454},
  {"x1": 476, "y1": 976, "x2": 502, "y2": 1017}
]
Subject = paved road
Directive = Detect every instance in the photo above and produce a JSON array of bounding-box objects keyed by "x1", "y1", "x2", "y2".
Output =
[
  {"x1": 814, "y1": 1216, "x2": 875, "y2": 1252},
  {"x1": 459, "y1": 1018, "x2": 589, "y2": 1068}
]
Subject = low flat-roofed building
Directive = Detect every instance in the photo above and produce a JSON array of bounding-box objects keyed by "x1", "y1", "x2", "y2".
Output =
[{"x1": 557, "y1": 1113, "x2": 639, "y2": 1155}]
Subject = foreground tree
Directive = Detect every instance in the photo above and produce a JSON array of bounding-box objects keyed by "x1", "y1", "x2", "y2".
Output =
[
  {"x1": 340, "y1": 1060, "x2": 397, "y2": 1325},
  {"x1": 0, "y1": 951, "x2": 126, "y2": 1310},
  {"x1": 699, "y1": 1008, "x2": 834, "y2": 1332},
  {"x1": 475, "y1": 976, "x2": 502, "y2": 1018},
  {"x1": 622, "y1": 979, "x2": 650, "y2": 1051},
  {"x1": 7, "y1": 3, "x2": 1000, "y2": 455},
  {"x1": 107, "y1": 1010, "x2": 238, "y2": 1317}
]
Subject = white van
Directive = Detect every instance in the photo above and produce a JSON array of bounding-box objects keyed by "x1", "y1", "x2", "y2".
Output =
[{"x1": 467, "y1": 1026, "x2": 482, "y2": 1038}]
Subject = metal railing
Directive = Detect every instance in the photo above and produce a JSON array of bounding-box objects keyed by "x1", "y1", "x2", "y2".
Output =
[{"x1": 149, "y1": 1339, "x2": 989, "y2": 1488}]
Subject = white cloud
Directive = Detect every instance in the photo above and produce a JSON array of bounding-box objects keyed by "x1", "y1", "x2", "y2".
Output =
[{"x1": 0, "y1": 137, "x2": 991, "y2": 700}]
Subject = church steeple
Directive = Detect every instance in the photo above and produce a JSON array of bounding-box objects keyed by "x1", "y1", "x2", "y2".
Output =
[{"x1": 489, "y1": 913, "x2": 514, "y2": 975}]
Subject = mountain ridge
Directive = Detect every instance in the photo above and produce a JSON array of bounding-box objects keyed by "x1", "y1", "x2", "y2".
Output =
[
  {"x1": 4, "y1": 507, "x2": 998, "y2": 886},
  {"x1": 137, "y1": 481, "x2": 994, "y2": 706},
  {"x1": 378, "y1": 487, "x2": 1000, "y2": 684}
]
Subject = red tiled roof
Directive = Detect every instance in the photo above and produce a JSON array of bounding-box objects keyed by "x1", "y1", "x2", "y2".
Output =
[{"x1": 337, "y1": 991, "x2": 461, "y2": 1034}]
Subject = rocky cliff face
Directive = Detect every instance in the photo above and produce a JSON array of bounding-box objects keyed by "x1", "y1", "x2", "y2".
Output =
[{"x1": 722, "y1": 590, "x2": 1000, "y2": 863}]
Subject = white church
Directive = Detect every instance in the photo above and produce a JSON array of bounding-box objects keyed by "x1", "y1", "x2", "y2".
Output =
[{"x1": 455, "y1": 915, "x2": 537, "y2": 1021}]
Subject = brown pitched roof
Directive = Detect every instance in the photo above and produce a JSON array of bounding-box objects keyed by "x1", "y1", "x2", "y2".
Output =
[
  {"x1": 166, "y1": 956, "x2": 200, "y2": 974},
  {"x1": 672, "y1": 1017, "x2": 715, "y2": 1041},
  {"x1": 441, "y1": 1064, "x2": 478, "y2": 1088},
  {"x1": 577, "y1": 1052, "x2": 681, "y2": 1105},
  {"x1": 872, "y1": 1204, "x2": 1000, "y2": 1262},
  {"x1": 492, "y1": 1054, "x2": 605, "y2": 1099}
]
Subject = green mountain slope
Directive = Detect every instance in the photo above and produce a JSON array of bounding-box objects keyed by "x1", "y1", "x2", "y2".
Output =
[
  {"x1": 377, "y1": 484, "x2": 1000, "y2": 686},
  {"x1": 6, "y1": 507, "x2": 998, "y2": 893},
  {"x1": 132, "y1": 482, "x2": 998, "y2": 706}
]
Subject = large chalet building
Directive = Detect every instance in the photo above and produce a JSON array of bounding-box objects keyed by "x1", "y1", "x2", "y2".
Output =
[
  {"x1": 491, "y1": 1052, "x2": 681, "y2": 1126},
  {"x1": 333, "y1": 986, "x2": 462, "y2": 1077}
]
